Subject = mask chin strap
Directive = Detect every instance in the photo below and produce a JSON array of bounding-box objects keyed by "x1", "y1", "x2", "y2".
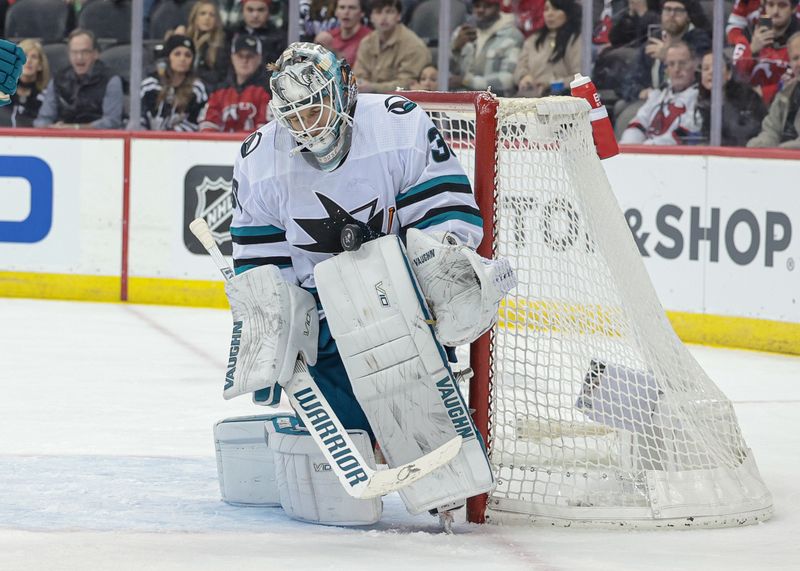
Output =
[{"x1": 288, "y1": 111, "x2": 354, "y2": 158}]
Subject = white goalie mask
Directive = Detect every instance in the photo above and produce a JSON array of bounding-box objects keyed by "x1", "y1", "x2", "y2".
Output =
[{"x1": 269, "y1": 42, "x2": 358, "y2": 172}]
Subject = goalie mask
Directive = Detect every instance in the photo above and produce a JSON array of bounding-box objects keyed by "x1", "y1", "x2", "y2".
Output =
[{"x1": 269, "y1": 42, "x2": 358, "y2": 172}]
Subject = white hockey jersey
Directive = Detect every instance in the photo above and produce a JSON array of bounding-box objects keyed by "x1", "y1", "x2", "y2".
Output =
[
  {"x1": 620, "y1": 85, "x2": 701, "y2": 146},
  {"x1": 230, "y1": 94, "x2": 483, "y2": 287}
]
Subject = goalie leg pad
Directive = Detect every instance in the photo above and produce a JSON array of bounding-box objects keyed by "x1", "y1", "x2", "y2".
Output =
[
  {"x1": 268, "y1": 424, "x2": 382, "y2": 525},
  {"x1": 214, "y1": 413, "x2": 299, "y2": 506},
  {"x1": 314, "y1": 235, "x2": 495, "y2": 515}
]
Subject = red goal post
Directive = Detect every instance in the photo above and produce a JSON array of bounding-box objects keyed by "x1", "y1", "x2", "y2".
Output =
[{"x1": 400, "y1": 91, "x2": 498, "y2": 523}]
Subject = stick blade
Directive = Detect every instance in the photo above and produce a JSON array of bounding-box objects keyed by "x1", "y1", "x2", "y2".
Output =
[{"x1": 354, "y1": 436, "x2": 463, "y2": 499}]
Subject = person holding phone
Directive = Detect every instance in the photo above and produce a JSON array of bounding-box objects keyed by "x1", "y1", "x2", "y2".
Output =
[
  {"x1": 618, "y1": 0, "x2": 710, "y2": 102},
  {"x1": 731, "y1": 0, "x2": 800, "y2": 105},
  {"x1": 725, "y1": 0, "x2": 800, "y2": 48},
  {"x1": 450, "y1": 0, "x2": 524, "y2": 96},
  {"x1": 608, "y1": 0, "x2": 660, "y2": 48}
]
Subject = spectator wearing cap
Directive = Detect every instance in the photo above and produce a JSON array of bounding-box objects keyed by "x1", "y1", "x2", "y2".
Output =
[
  {"x1": 513, "y1": 0, "x2": 581, "y2": 97},
  {"x1": 232, "y1": 0, "x2": 287, "y2": 68},
  {"x1": 139, "y1": 35, "x2": 209, "y2": 131},
  {"x1": 199, "y1": 35, "x2": 271, "y2": 132},
  {"x1": 353, "y1": 0, "x2": 431, "y2": 92},
  {"x1": 315, "y1": 0, "x2": 372, "y2": 67},
  {"x1": 34, "y1": 29, "x2": 123, "y2": 129},
  {"x1": 731, "y1": 0, "x2": 800, "y2": 106},
  {"x1": 450, "y1": 0, "x2": 523, "y2": 96},
  {"x1": 620, "y1": 0, "x2": 710, "y2": 102}
]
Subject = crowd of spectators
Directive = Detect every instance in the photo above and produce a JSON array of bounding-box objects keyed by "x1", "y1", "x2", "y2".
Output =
[{"x1": 1, "y1": 0, "x2": 799, "y2": 147}]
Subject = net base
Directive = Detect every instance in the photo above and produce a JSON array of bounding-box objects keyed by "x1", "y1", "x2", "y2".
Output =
[
  {"x1": 485, "y1": 451, "x2": 773, "y2": 529},
  {"x1": 485, "y1": 505, "x2": 774, "y2": 530}
]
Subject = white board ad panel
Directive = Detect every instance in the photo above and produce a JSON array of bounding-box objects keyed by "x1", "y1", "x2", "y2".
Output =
[
  {"x1": 703, "y1": 156, "x2": 800, "y2": 322},
  {"x1": 0, "y1": 136, "x2": 123, "y2": 275},
  {"x1": 604, "y1": 153, "x2": 708, "y2": 314},
  {"x1": 128, "y1": 138, "x2": 241, "y2": 281}
]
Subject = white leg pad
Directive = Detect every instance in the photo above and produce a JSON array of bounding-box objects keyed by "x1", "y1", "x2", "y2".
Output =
[
  {"x1": 214, "y1": 413, "x2": 298, "y2": 506},
  {"x1": 314, "y1": 235, "x2": 495, "y2": 515},
  {"x1": 268, "y1": 426, "x2": 382, "y2": 526}
]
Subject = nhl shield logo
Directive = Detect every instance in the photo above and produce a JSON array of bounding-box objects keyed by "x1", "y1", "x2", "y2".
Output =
[{"x1": 183, "y1": 165, "x2": 234, "y2": 255}]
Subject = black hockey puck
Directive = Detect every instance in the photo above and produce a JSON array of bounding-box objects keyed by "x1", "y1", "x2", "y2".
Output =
[{"x1": 341, "y1": 224, "x2": 363, "y2": 251}]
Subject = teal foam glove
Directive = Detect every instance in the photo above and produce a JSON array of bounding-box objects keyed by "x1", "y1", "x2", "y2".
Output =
[{"x1": 0, "y1": 39, "x2": 26, "y2": 107}]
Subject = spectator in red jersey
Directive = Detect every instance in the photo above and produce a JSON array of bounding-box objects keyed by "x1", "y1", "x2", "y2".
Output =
[
  {"x1": 620, "y1": 41, "x2": 701, "y2": 145},
  {"x1": 199, "y1": 34, "x2": 270, "y2": 133},
  {"x1": 748, "y1": 32, "x2": 800, "y2": 148},
  {"x1": 726, "y1": 0, "x2": 800, "y2": 46},
  {"x1": 501, "y1": 0, "x2": 546, "y2": 37},
  {"x1": 731, "y1": 0, "x2": 800, "y2": 106},
  {"x1": 315, "y1": 0, "x2": 372, "y2": 67},
  {"x1": 593, "y1": 0, "x2": 615, "y2": 49},
  {"x1": 728, "y1": 0, "x2": 766, "y2": 44}
]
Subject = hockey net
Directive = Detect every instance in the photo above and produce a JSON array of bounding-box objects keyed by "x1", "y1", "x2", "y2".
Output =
[{"x1": 403, "y1": 92, "x2": 773, "y2": 528}]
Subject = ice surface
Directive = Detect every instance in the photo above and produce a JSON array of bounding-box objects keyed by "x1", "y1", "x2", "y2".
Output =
[{"x1": 1, "y1": 298, "x2": 798, "y2": 570}]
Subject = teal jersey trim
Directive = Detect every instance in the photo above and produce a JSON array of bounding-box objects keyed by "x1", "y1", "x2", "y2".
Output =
[
  {"x1": 412, "y1": 211, "x2": 483, "y2": 230},
  {"x1": 397, "y1": 174, "x2": 471, "y2": 201},
  {"x1": 230, "y1": 225, "x2": 285, "y2": 237}
]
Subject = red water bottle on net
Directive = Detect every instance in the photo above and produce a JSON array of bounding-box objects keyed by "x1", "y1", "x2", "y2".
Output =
[{"x1": 569, "y1": 73, "x2": 619, "y2": 160}]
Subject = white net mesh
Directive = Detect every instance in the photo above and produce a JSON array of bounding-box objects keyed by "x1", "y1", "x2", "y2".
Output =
[{"x1": 414, "y1": 94, "x2": 773, "y2": 528}]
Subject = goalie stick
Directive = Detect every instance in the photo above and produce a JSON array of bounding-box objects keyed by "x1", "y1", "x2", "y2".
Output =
[{"x1": 189, "y1": 217, "x2": 463, "y2": 500}]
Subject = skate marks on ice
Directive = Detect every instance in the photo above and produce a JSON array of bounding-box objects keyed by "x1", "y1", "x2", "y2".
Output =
[{"x1": 0, "y1": 454, "x2": 469, "y2": 535}]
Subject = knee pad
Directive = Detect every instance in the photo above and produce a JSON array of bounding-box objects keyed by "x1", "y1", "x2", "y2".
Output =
[
  {"x1": 268, "y1": 424, "x2": 382, "y2": 526},
  {"x1": 214, "y1": 413, "x2": 298, "y2": 506}
]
